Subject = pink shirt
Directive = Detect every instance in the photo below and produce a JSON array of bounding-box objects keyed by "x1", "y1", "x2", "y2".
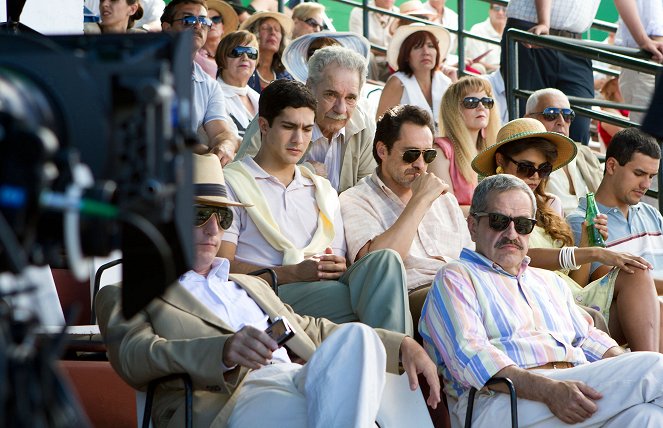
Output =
[{"x1": 434, "y1": 137, "x2": 475, "y2": 205}]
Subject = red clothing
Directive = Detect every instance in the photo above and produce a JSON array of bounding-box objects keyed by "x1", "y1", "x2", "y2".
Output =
[
  {"x1": 433, "y1": 137, "x2": 475, "y2": 205},
  {"x1": 598, "y1": 109, "x2": 629, "y2": 147}
]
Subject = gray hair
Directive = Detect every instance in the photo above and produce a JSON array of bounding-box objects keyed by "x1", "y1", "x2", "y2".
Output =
[
  {"x1": 525, "y1": 88, "x2": 568, "y2": 114},
  {"x1": 306, "y1": 45, "x2": 367, "y2": 91},
  {"x1": 470, "y1": 175, "x2": 537, "y2": 218}
]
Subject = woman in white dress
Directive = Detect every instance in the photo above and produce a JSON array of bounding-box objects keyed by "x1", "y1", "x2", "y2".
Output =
[{"x1": 215, "y1": 30, "x2": 260, "y2": 139}]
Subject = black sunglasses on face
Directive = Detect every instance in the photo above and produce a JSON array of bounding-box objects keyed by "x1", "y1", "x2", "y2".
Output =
[
  {"x1": 229, "y1": 46, "x2": 258, "y2": 60},
  {"x1": 211, "y1": 15, "x2": 224, "y2": 24},
  {"x1": 530, "y1": 107, "x2": 576, "y2": 123},
  {"x1": 504, "y1": 154, "x2": 553, "y2": 179},
  {"x1": 304, "y1": 17, "x2": 327, "y2": 31},
  {"x1": 173, "y1": 15, "x2": 212, "y2": 28},
  {"x1": 462, "y1": 97, "x2": 495, "y2": 109},
  {"x1": 402, "y1": 149, "x2": 437, "y2": 164},
  {"x1": 472, "y1": 212, "x2": 537, "y2": 235},
  {"x1": 194, "y1": 205, "x2": 233, "y2": 230}
]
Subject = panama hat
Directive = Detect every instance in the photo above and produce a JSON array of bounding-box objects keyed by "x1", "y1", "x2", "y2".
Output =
[
  {"x1": 206, "y1": 0, "x2": 240, "y2": 33},
  {"x1": 471, "y1": 118, "x2": 577, "y2": 177},
  {"x1": 283, "y1": 31, "x2": 371, "y2": 82},
  {"x1": 239, "y1": 11, "x2": 293, "y2": 37},
  {"x1": 193, "y1": 154, "x2": 251, "y2": 207},
  {"x1": 387, "y1": 23, "x2": 450, "y2": 71}
]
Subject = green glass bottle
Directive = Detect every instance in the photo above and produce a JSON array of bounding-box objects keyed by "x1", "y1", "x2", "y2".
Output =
[{"x1": 585, "y1": 192, "x2": 606, "y2": 247}]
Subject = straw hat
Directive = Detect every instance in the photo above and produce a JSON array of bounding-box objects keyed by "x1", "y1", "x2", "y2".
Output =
[
  {"x1": 239, "y1": 11, "x2": 293, "y2": 37},
  {"x1": 387, "y1": 23, "x2": 450, "y2": 71},
  {"x1": 397, "y1": 0, "x2": 437, "y2": 18},
  {"x1": 283, "y1": 31, "x2": 371, "y2": 82},
  {"x1": 193, "y1": 154, "x2": 251, "y2": 207},
  {"x1": 471, "y1": 118, "x2": 577, "y2": 177},
  {"x1": 206, "y1": 0, "x2": 240, "y2": 33}
]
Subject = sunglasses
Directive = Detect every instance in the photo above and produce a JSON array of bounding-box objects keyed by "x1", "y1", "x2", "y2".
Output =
[
  {"x1": 194, "y1": 205, "x2": 233, "y2": 230},
  {"x1": 504, "y1": 155, "x2": 553, "y2": 179},
  {"x1": 173, "y1": 15, "x2": 212, "y2": 28},
  {"x1": 402, "y1": 149, "x2": 437, "y2": 164},
  {"x1": 462, "y1": 97, "x2": 495, "y2": 109},
  {"x1": 491, "y1": 5, "x2": 506, "y2": 12},
  {"x1": 229, "y1": 46, "x2": 258, "y2": 60},
  {"x1": 530, "y1": 107, "x2": 576, "y2": 123},
  {"x1": 211, "y1": 15, "x2": 224, "y2": 25},
  {"x1": 304, "y1": 17, "x2": 327, "y2": 31},
  {"x1": 472, "y1": 212, "x2": 537, "y2": 235}
]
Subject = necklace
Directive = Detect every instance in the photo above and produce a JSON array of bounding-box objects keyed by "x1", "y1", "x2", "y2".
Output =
[{"x1": 256, "y1": 69, "x2": 275, "y2": 85}]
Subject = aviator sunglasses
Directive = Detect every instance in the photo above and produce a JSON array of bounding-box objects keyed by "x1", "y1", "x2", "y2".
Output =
[
  {"x1": 462, "y1": 97, "x2": 495, "y2": 109},
  {"x1": 211, "y1": 15, "x2": 224, "y2": 24},
  {"x1": 504, "y1": 155, "x2": 553, "y2": 179},
  {"x1": 173, "y1": 15, "x2": 213, "y2": 28},
  {"x1": 229, "y1": 46, "x2": 259, "y2": 60},
  {"x1": 472, "y1": 212, "x2": 537, "y2": 235},
  {"x1": 530, "y1": 107, "x2": 576, "y2": 123},
  {"x1": 194, "y1": 205, "x2": 234, "y2": 230},
  {"x1": 304, "y1": 17, "x2": 327, "y2": 31},
  {"x1": 402, "y1": 149, "x2": 437, "y2": 164}
]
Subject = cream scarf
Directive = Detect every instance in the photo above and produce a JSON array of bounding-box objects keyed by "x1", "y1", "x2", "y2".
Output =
[{"x1": 224, "y1": 161, "x2": 338, "y2": 265}]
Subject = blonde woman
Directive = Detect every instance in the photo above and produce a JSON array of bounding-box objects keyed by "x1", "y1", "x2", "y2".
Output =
[{"x1": 427, "y1": 75, "x2": 500, "y2": 213}]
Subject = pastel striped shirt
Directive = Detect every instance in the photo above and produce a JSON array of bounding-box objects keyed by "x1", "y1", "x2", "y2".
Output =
[{"x1": 420, "y1": 248, "x2": 616, "y2": 399}]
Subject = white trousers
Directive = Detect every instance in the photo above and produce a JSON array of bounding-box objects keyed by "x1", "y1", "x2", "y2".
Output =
[
  {"x1": 451, "y1": 352, "x2": 663, "y2": 427},
  {"x1": 228, "y1": 323, "x2": 387, "y2": 428}
]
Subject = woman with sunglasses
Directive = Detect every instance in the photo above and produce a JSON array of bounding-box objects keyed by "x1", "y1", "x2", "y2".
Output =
[
  {"x1": 215, "y1": 31, "x2": 260, "y2": 139},
  {"x1": 85, "y1": 0, "x2": 144, "y2": 34},
  {"x1": 240, "y1": 12, "x2": 294, "y2": 93},
  {"x1": 472, "y1": 118, "x2": 663, "y2": 353},
  {"x1": 291, "y1": 2, "x2": 327, "y2": 39},
  {"x1": 194, "y1": 0, "x2": 239, "y2": 78},
  {"x1": 427, "y1": 75, "x2": 500, "y2": 214},
  {"x1": 376, "y1": 25, "x2": 452, "y2": 130}
]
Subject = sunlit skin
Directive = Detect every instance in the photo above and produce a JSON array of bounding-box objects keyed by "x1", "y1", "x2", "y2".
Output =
[
  {"x1": 163, "y1": 3, "x2": 209, "y2": 53},
  {"x1": 257, "y1": 18, "x2": 282, "y2": 55},
  {"x1": 408, "y1": 37, "x2": 437, "y2": 74},
  {"x1": 468, "y1": 189, "x2": 533, "y2": 275},
  {"x1": 192, "y1": 211, "x2": 223, "y2": 276},
  {"x1": 222, "y1": 40, "x2": 259, "y2": 87},
  {"x1": 527, "y1": 92, "x2": 571, "y2": 136},
  {"x1": 603, "y1": 153, "x2": 659, "y2": 216},
  {"x1": 292, "y1": 12, "x2": 324, "y2": 38},
  {"x1": 309, "y1": 64, "x2": 360, "y2": 140},
  {"x1": 461, "y1": 90, "x2": 491, "y2": 133},
  {"x1": 255, "y1": 107, "x2": 316, "y2": 172},
  {"x1": 496, "y1": 148, "x2": 548, "y2": 191},
  {"x1": 203, "y1": 9, "x2": 225, "y2": 55},
  {"x1": 99, "y1": 0, "x2": 138, "y2": 33}
]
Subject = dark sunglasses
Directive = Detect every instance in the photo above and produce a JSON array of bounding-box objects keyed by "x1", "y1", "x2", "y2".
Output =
[
  {"x1": 229, "y1": 46, "x2": 258, "y2": 60},
  {"x1": 211, "y1": 15, "x2": 224, "y2": 24},
  {"x1": 462, "y1": 97, "x2": 495, "y2": 109},
  {"x1": 304, "y1": 17, "x2": 327, "y2": 31},
  {"x1": 402, "y1": 149, "x2": 437, "y2": 164},
  {"x1": 530, "y1": 107, "x2": 576, "y2": 123},
  {"x1": 194, "y1": 205, "x2": 233, "y2": 230},
  {"x1": 472, "y1": 212, "x2": 537, "y2": 235},
  {"x1": 504, "y1": 155, "x2": 553, "y2": 179},
  {"x1": 491, "y1": 5, "x2": 506, "y2": 12},
  {"x1": 173, "y1": 15, "x2": 212, "y2": 28}
]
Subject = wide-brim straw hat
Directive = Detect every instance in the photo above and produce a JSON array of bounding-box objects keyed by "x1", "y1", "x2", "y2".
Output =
[
  {"x1": 471, "y1": 118, "x2": 577, "y2": 177},
  {"x1": 239, "y1": 11, "x2": 293, "y2": 37},
  {"x1": 387, "y1": 23, "x2": 450, "y2": 71},
  {"x1": 283, "y1": 31, "x2": 371, "y2": 82},
  {"x1": 193, "y1": 154, "x2": 251, "y2": 207},
  {"x1": 206, "y1": 0, "x2": 240, "y2": 33},
  {"x1": 398, "y1": 0, "x2": 437, "y2": 18}
]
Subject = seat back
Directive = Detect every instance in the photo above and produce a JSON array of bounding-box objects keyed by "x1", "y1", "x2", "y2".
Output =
[{"x1": 52, "y1": 268, "x2": 91, "y2": 325}]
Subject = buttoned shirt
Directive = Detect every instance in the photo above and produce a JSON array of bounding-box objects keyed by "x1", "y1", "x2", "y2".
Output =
[
  {"x1": 306, "y1": 124, "x2": 346, "y2": 191},
  {"x1": 339, "y1": 172, "x2": 472, "y2": 289},
  {"x1": 223, "y1": 157, "x2": 346, "y2": 267},
  {"x1": 567, "y1": 197, "x2": 663, "y2": 276},
  {"x1": 615, "y1": 0, "x2": 663, "y2": 48},
  {"x1": 180, "y1": 257, "x2": 291, "y2": 366},
  {"x1": 420, "y1": 248, "x2": 616, "y2": 399},
  {"x1": 465, "y1": 18, "x2": 502, "y2": 67},
  {"x1": 506, "y1": 0, "x2": 600, "y2": 34}
]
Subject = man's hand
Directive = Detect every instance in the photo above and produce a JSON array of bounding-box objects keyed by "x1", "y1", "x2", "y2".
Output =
[
  {"x1": 579, "y1": 214, "x2": 608, "y2": 245},
  {"x1": 222, "y1": 325, "x2": 278, "y2": 369},
  {"x1": 543, "y1": 380, "x2": 602, "y2": 424},
  {"x1": 308, "y1": 160, "x2": 327, "y2": 178},
  {"x1": 210, "y1": 140, "x2": 236, "y2": 166},
  {"x1": 315, "y1": 247, "x2": 347, "y2": 280},
  {"x1": 410, "y1": 172, "x2": 449, "y2": 205},
  {"x1": 400, "y1": 336, "x2": 441, "y2": 409}
]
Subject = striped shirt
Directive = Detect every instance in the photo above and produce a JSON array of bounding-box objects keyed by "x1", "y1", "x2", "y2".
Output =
[
  {"x1": 567, "y1": 198, "x2": 663, "y2": 277},
  {"x1": 506, "y1": 0, "x2": 600, "y2": 34},
  {"x1": 420, "y1": 248, "x2": 616, "y2": 399}
]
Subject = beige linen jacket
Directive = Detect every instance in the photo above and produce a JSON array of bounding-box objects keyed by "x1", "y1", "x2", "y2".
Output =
[{"x1": 95, "y1": 274, "x2": 405, "y2": 428}]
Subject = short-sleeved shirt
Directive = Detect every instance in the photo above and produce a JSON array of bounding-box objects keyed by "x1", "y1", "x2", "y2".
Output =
[
  {"x1": 192, "y1": 62, "x2": 230, "y2": 133},
  {"x1": 506, "y1": 0, "x2": 600, "y2": 33},
  {"x1": 567, "y1": 198, "x2": 663, "y2": 276},
  {"x1": 223, "y1": 157, "x2": 346, "y2": 267},
  {"x1": 339, "y1": 172, "x2": 472, "y2": 289}
]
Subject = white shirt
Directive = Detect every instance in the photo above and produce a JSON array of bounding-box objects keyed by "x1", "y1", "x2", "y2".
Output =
[
  {"x1": 180, "y1": 258, "x2": 291, "y2": 365},
  {"x1": 392, "y1": 70, "x2": 451, "y2": 134},
  {"x1": 506, "y1": 0, "x2": 600, "y2": 34},
  {"x1": 349, "y1": 2, "x2": 398, "y2": 49},
  {"x1": 422, "y1": 3, "x2": 459, "y2": 53},
  {"x1": 216, "y1": 77, "x2": 260, "y2": 139},
  {"x1": 224, "y1": 157, "x2": 347, "y2": 267},
  {"x1": 483, "y1": 71, "x2": 508, "y2": 125},
  {"x1": 615, "y1": 0, "x2": 663, "y2": 48},
  {"x1": 465, "y1": 18, "x2": 502, "y2": 67},
  {"x1": 306, "y1": 124, "x2": 346, "y2": 191}
]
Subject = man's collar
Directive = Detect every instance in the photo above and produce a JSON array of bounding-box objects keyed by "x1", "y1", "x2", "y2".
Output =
[
  {"x1": 243, "y1": 156, "x2": 313, "y2": 187},
  {"x1": 192, "y1": 61, "x2": 206, "y2": 83},
  {"x1": 180, "y1": 257, "x2": 231, "y2": 282},
  {"x1": 312, "y1": 122, "x2": 346, "y2": 143}
]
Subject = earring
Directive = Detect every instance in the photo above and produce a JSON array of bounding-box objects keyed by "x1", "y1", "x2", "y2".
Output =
[{"x1": 496, "y1": 166, "x2": 504, "y2": 174}]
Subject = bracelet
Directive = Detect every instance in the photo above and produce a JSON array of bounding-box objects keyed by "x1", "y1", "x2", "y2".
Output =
[{"x1": 558, "y1": 246, "x2": 580, "y2": 271}]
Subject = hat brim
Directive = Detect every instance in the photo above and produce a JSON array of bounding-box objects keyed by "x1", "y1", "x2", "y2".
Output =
[
  {"x1": 195, "y1": 195, "x2": 252, "y2": 208},
  {"x1": 206, "y1": 0, "x2": 240, "y2": 33},
  {"x1": 472, "y1": 131, "x2": 578, "y2": 177},
  {"x1": 283, "y1": 31, "x2": 371, "y2": 82},
  {"x1": 239, "y1": 11, "x2": 293, "y2": 37},
  {"x1": 387, "y1": 24, "x2": 451, "y2": 71}
]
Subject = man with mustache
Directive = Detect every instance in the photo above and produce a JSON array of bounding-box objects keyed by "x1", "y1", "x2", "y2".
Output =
[
  {"x1": 237, "y1": 46, "x2": 377, "y2": 193},
  {"x1": 161, "y1": 0, "x2": 241, "y2": 166},
  {"x1": 220, "y1": 79, "x2": 413, "y2": 335},
  {"x1": 567, "y1": 128, "x2": 663, "y2": 290},
  {"x1": 420, "y1": 174, "x2": 663, "y2": 427}
]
